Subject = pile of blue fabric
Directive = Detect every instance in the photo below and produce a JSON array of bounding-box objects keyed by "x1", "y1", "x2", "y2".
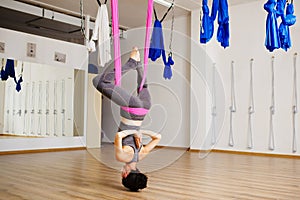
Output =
[{"x1": 264, "y1": 0, "x2": 296, "y2": 52}]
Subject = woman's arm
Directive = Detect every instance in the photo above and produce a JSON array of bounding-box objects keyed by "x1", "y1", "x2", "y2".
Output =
[
  {"x1": 114, "y1": 130, "x2": 138, "y2": 162},
  {"x1": 140, "y1": 130, "x2": 161, "y2": 155}
]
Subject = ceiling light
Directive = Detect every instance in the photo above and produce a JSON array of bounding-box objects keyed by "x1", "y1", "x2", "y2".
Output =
[{"x1": 154, "y1": 0, "x2": 173, "y2": 7}]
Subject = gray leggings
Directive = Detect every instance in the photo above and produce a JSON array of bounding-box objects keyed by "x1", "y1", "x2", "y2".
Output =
[{"x1": 93, "y1": 58, "x2": 151, "y2": 110}]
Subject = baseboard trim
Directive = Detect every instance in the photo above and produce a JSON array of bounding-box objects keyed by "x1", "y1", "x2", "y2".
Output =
[
  {"x1": 0, "y1": 147, "x2": 86, "y2": 155},
  {"x1": 0, "y1": 133, "x2": 41, "y2": 138},
  {"x1": 189, "y1": 149, "x2": 300, "y2": 159},
  {"x1": 155, "y1": 145, "x2": 190, "y2": 151}
]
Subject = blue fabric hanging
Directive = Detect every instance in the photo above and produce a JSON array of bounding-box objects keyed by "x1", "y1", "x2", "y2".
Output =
[
  {"x1": 276, "y1": 0, "x2": 285, "y2": 17},
  {"x1": 1, "y1": 59, "x2": 16, "y2": 81},
  {"x1": 264, "y1": 0, "x2": 281, "y2": 52},
  {"x1": 200, "y1": 0, "x2": 229, "y2": 48},
  {"x1": 1, "y1": 67, "x2": 8, "y2": 81},
  {"x1": 149, "y1": 19, "x2": 164, "y2": 62},
  {"x1": 16, "y1": 76, "x2": 23, "y2": 92},
  {"x1": 162, "y1": 52, "x2": 174, "y2": 80},
  {"x1": 149, "y1": 19, "x2": 174, "y2": 79},
  {"x1": 5, "y1": 59, "x2": 16, "y2": 78},
  {"x1": 279, "y1": 3, "x2": 296, "y2": 51},
  {"x1": 200, "y1": 0, "x2": 214, "y2": 43},
  {"x1": 217, "y1": 0, "x2": 230, "y2": 48}
]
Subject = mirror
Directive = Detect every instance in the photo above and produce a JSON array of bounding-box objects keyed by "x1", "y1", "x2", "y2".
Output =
[{"x1": 0, "y1": 57, "x2": 85, "y2": 139}]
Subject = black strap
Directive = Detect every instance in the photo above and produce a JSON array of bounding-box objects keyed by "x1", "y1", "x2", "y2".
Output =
[
  {"x1": 153, "y1": 3, "x2": 174, "y2": 22},
  {"x1": 153, "y1": 7, "x2": 158, "y2": 20},
  {"x1": 96, "y1": 0, "x2": 101, "y2": 6},
  {"x1": 160, "y1": 3, "x2": 174, "y2": 22},
  {"x1": 96, "y1": 0, "x2": 108, "y2": 6}
]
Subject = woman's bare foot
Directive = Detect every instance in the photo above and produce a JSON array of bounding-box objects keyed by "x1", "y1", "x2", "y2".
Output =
[{"x1": 130, "y1": 47, "x2": 140, "y2": 62}]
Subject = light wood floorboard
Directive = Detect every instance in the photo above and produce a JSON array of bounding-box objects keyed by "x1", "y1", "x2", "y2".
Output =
[{"x1": 0, "y1": 145, "x2": 300, "y2": 200}]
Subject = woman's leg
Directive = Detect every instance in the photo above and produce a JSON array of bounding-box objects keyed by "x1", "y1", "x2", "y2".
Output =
[{"x1": 93, "y1": 48, "x2": 150, "y2": 108}]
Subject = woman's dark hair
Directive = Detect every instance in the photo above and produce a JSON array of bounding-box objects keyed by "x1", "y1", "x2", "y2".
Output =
[{"x1": 122, "y1": 171, "x2": 148, "y2": 192}]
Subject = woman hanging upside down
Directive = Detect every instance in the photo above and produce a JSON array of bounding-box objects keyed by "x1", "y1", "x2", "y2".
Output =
[{"x1": 93, "y1": 47, "x2": 161, "y2": 191}]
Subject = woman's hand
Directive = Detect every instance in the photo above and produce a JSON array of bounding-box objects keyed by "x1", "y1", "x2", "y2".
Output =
[{"x1": 134, "y1": 131, "x2": 142, "y2": 149}]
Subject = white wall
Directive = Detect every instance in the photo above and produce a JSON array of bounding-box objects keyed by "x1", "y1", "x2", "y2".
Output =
[
  {"x1": 86, "y1": 74, "x2": 101, "y2": 148},
  {"x1": 101, "y1": 15, "x2": 191, "y2": 148},
  {"x1": 201, "y1": 0, "x2": 300, "y2": 155},
  {"x1": 190, "y1": 9, "x2": 226, "y2": 151}
]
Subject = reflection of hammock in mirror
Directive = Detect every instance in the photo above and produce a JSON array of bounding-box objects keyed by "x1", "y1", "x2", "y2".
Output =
[
  {"x1": 292, "y1": 53, "x2": 297, "y2": 153},
  {"x1": 30, "y1": 82, "x2": 35, "y2": 135},
  {"x1": 61, "y1": 79, "x2": 66, "y2": 137},
  {"x1": 37, "y1": 81, "x2": 42, "y2": 136},
  {"x1": 23, "y1": 83, "x2": 29, "y2": 135},
  {"x1": 53, "y1": 80, "x2": 57, "y2": 137},
  {"x1": 5, "y1": 85, "x2": 11, "y2": 133},
  {"x1": 45, "y1": 81, "x2": 50, "y2": 136}
]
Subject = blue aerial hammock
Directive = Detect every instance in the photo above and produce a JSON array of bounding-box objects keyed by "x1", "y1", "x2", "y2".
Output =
[
  {"x1": 216, "y1": 0, "x2": 229, "y2": 48},
  {"x1": 1, "y1": 58, "x2": 15, "y2": 81},
  {"x1": 16, "y1": 62, "x2": 24, "y2": 92},
  {"x1": 200, "y1": 0, "x2": 230, "y2": 48},
  {"x1": 264, "y1": 0, "x2": 296, "y2": 52},
  {"x1": 264, "y1": 0, "x2": 281, "y2": 52},
  {"x1": 200, "y1": 0, "x2": 214, "y2": 43},
  {"x1": 1, "y1": 58, "x2": 24, "y2": 92},
  {"x1": 278, "y1": 1, "x2": 296, "y2": 51},
  {"x1": 149, "y1": 2, "x2": 175, "y2": 80}
]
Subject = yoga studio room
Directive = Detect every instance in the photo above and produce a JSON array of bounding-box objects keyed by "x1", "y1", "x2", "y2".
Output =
[{"x1": 0, "y1": 0, "x2": 299, "y2": 199}]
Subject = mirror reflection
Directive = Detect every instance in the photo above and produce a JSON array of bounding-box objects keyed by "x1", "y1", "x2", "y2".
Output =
[{"x1": 0, "y1": 57, "x2": 84, "y2": 138}]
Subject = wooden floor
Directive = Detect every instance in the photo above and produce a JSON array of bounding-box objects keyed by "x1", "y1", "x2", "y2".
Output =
[{"x1": 0, "y1": 145, "x2": 300, "y2": 200}]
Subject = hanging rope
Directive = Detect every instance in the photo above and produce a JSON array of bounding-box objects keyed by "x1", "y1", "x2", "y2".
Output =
[
  {"x1": 45, "y1": 81, "x2": 50, "y2": 136},
  {"x1": 37, "y1": 81, "x2": 42, "y2": 135},
  {"x1": 269, "y1": 56, "x2": 275, "y2": 150},
  {"x1": 211, "y1": 63, "x2": 217, "y2": 145},
  {"x1": 80, "y1": 0, "x2": 87, "y2": 40},
  {"x1": 30, "y1": 82, "x2": 35, "y2": 135},
  {"x1": 292, "y1": 52, "x2": 298, "y2": 153},
  {"x1": 61, "y1": 79, "x2": 66, "y2": 136},
  {"x1": 12, "y1": 87, "x2": 15, "y2": 133},
  {"x1": 247, "y1": 58, "x2": 255, "y2": 149},
  {"x1": 23, "y1": 83, "x2": 29, "y2": 135},
  {"x1": 53, "y1": 80, "x2": 57, "y2": 136},
  {"x1": 5, "y1": 85, "x2": 10, "y2": 133},
  {"x1": 229, "y1": 61, "x2": 236, "y2": 147},
  {"x1": 168, "y1": 1, "x2": 175, "y2": 55}
]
